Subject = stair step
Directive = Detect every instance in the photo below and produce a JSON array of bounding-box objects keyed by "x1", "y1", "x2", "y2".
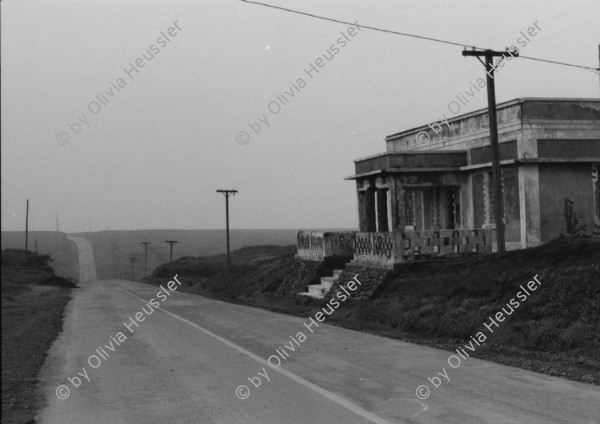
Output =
[
  {"x1": 321, "y1": 276, "x2": 337, "y2": 288},
  {"x1": 308, "y1": 284, "x2": 327, "y2": 295},
  {"x1": 297, "y1": 283, "x2": 332, "y2": 299},
  {"x1": 297, "y1": 292, "x2": 325, "y2": 299},
  {"x1": 297, "y1": 265, "x2": 351, "y2": 299}
]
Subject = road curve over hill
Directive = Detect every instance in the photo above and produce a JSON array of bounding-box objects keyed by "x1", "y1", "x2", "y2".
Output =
[
  {"x1": 66, "y1": 235, "x2": 97, "y2": 282},
  {"x1": 37, "y1": 245, "x2": 599, "y2": 423}
]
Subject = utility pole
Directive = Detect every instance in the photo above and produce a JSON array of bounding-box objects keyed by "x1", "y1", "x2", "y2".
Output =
[
  {"x1": 462, "y1": 48, "x2": 517, "y2": 253},
  {"x1": 141, "y1": 242, "x2": 151, "y2": 278},
  {"x1": 216, "y1": 189, "x2": 238, "y2": 270},
  {"x1": 56, "y1": 214, "x2": 59, "y2": 233},
  {"x1": 129, "y1": 257, "x2": 136, "y2": 280},
  {"x1": 165, "y1": 240, "x2": 178, "y2": 264},
  {"x1": 25, "y1": 199, "x2": 29, "y2": 257}
]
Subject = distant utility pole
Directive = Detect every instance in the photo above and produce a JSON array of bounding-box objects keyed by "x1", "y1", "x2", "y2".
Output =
[
  {"x1": 129, "y1": 257, "x2": 136, "y2": 280},
  {"x1": 25, "y1": 199, "x2": 29, "y2": 257},
  {"x1": 56, "y1": 213, "x2": 59, "y2": 233},
  {"x1": 462, "y1": 48, "x2": 518, "y2": 253},
  {"x1": 165, "y1": 240, "x2": 178, "y2": 264},
  {"x1": 216, "y1": 189, "x2": 238, "y2": 270},
  {"x1": 141, "y1": 242, "x2": 151, "y2": 278}
]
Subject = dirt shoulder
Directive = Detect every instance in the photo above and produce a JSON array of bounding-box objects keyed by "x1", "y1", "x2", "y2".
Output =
[{"x1": 1, "y1": 249, "x2": 76, "y2": 424}]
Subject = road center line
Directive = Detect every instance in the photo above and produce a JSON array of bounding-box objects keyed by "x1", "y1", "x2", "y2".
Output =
[{"x1": 117, "y1": 287, "x2": 392, "y2": 424}]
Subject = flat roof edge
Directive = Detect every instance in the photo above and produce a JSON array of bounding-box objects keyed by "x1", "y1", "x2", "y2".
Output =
[
  {"x1": 386, "y1": 97, "x2": 600, "y2": 141},
  {"x1": 353, "y1": 150, "x2": 468, "y2": 163}
]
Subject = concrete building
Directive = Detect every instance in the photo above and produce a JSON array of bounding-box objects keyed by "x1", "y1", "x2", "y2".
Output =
[
  {"x1": 296, "y1": 98, "x2": 599, "y2": 274},
  {"x1": 346, "y1": 98, "x2": 600, "y2": 250}
]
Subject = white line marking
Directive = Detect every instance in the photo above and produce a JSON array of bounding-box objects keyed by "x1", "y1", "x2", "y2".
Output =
[{"x1": 117, "y1": 287, "x2": 392, "y2": 424}]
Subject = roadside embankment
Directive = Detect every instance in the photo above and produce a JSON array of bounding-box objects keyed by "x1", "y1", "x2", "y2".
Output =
[
  {"x1": 142, "y1": 236, "x2": 600, "y2": 385},
  {"x1": 1, "y1": 249, "x2": 77, "y2": 424}
]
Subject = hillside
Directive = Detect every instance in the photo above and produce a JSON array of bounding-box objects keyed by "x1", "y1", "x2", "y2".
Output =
[
  {"x1": 1, "y1": 250, "x2": 76, "y2": 424},
  {"x1": 144, "y1": 236, "x2": 600, "y2": 385},
  {"x1": 1, "y1": 232, "x2": 79, "y2": 280}
]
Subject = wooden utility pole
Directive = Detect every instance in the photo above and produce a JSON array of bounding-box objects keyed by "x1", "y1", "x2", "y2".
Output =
[
  {"x1": 165, "y1": 240, "x2": 178, "y2": 264},
  {"x1": 141, "y1": 242, "x2": 151, "y2": 278},
  {"x1": 462, "y1": 48, "x2": 518, "y2": 253},
  {"x1": 25, "y1": 199, "x2": 29, "y2": 256},
  {"x1": 129, "y1": 257, "x2": 136, "y2": 280},
  {"x1": 216, "y1": 189, "x2": 238, "y2": 270}
]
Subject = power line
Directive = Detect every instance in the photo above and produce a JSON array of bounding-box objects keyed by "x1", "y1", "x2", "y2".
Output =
[
  {"x1": 239, "y1": 0, "x2": 599, "y2": 73},
  {"x1": 516, "y1": 54, "x2": 598, "y2": 72},
  {"x1": 241, "y1": 0, "x2": 472, "y2": 49}
]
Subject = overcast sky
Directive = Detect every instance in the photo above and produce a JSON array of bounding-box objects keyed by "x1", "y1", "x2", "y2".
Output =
[{"x1": 2, "y1": 0, "x2": 599, "y2": 232}]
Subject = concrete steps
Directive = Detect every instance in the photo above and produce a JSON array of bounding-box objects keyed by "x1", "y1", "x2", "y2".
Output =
[{"x1": 298, "y1": 269, "x2": 345, "y2": 299}]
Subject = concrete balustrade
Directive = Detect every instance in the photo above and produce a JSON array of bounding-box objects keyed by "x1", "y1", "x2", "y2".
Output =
[
  {"x1": 297, "y1": 229, "x2": 494, "y2": 269},
  {"x1": 295, "y1": 231, "x2": 356, "y2": 261}
]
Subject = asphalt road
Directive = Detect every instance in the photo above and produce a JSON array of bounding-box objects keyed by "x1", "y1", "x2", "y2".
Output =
[
  {"x1": 66, "y1": 236, "x2": 97, "y2": 282},
  {"x1": 37, "y1": 239, "x2": 600, "y2": 423}
]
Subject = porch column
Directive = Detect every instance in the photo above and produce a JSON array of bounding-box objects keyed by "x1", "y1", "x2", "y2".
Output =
[
  {"x1": 358, "y1": 183, "x2": 377, "y2": 232},
  {"x1": 376, "y1": 188, "x2": 389, "y2": 232},
  {"x1": 365, "y1": 187, "x2": 376, "y2": 232}
]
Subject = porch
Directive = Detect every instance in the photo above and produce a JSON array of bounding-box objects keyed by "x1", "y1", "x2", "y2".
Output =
[{"x1": 296, "y1": 229, "x2": 494, "y2": 269}]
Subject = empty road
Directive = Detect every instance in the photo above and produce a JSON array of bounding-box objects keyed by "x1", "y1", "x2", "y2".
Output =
[{"x1": 37, "y1": 239, "x2": 599, "y2": 423}]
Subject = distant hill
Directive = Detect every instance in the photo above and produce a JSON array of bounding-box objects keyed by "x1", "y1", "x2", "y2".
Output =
[
  {"x1": 68, "y1": 228, "x2": 353, "y2": 280},
  {"x1": 1, "y1": 232, "x2": 79, "y2": 280},
  {"x1": 2, "y1": 228, "x2": 355, "y2": 280}
]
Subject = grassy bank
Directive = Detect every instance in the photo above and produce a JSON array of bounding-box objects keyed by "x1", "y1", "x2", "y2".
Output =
[
  {"x1": 143, "y1": 237, "x2": 600, "y2": 385},
  {"x1": 0, "y1": 232, "x2": 79, "y2": 280},
  {"x1": 1, "y1": 249, "x2": 77, "y2": 424}
]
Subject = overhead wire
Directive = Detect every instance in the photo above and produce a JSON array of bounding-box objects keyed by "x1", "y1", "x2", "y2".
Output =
[{"x1": 239, "y1": 0, "x2": 600, "y2": 73}]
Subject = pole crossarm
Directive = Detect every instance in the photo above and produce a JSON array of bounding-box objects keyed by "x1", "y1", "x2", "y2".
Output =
[
  {"x1": 217, "y1": 189, "x2": 238, "y2": 197},
  {"x1": 462, "y1": 48, "x2": 519, "y2": 70},
  {"x1": 462, "y1": 49, "x2": 519, "y2": 57}
]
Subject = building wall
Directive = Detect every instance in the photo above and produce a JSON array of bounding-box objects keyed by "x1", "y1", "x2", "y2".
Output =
[
  {"x1": 386, "y1": 102, "x2": 523, "y2": 153},
  {"x1": 503, "y1": 166, "x2": 521, "y2": 243},
  {"x1": 520, "y1": 164, "x2": 541, "y2": 246},
  {"x1": 470, "y1": 167, "x2": 521, "y2": 244},
  {"x1": 386, "y1": 99, "x2": 600, "y2": 155},
  {"x1": 472, "y1": 172, "x2": 486, "y2": 228},
  {"x1": 352, "y1": 99, "x2": 600, "y2": 249},
  {"x1": 538, "y1": 163, "x2": 596, "y2": 241}
]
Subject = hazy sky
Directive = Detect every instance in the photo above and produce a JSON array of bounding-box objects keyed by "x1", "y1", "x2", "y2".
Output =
[{"x1": 2, "y1": 0, "x2": 599, "y2": 232}]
